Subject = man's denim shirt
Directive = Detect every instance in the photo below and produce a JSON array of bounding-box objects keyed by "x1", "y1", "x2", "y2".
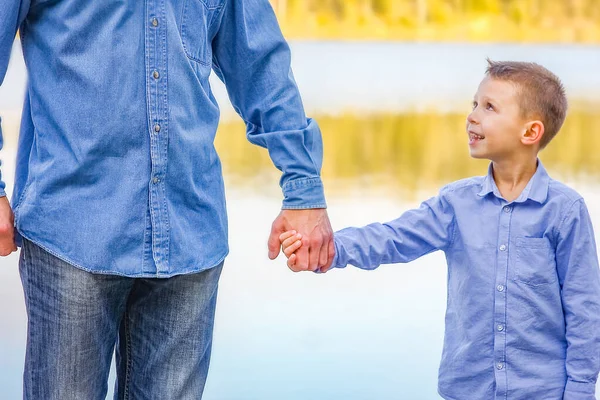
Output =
[
  {"x1": 0, "y1": 0, "x2": 326, "y2": 277},
  {"x1": 332, "y1": 161, "x2": 600, "y2": 399}
]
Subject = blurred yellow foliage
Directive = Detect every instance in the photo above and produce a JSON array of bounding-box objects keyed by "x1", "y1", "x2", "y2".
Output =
[
  {"x1": 216, "y1": 109, "x2": 600, "y2": 197},
  {"x1": 270, "y1": 0, "x2": 600, "y2": 43}
]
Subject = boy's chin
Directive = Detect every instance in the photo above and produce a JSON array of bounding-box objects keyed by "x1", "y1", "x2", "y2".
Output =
[{"x1": 468, "y1": 150, "x2": 488, "y2": 160}]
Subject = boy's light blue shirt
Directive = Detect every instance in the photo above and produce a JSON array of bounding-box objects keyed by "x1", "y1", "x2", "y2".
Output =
[
  {"x1": 332, "y1": 160, "x2": 600, "y2": 399},
  {"x1": 0, "y1": 0, "x2": 325, "y2": 277}
]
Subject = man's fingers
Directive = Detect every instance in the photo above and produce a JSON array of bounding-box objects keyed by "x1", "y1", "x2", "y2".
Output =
[
  {"x1": 318, "y1": 237, "x2": 328, "y2": 269},
  {"x1": 327, "y1": 237, "x2": 335, "y2": 267},
  {"x1": 307, "y1": 238, "x2": 322, "y2": 271},
  {"x1": 294, "y1": 240, "x2": 309, "y2": 271},
  {"x1": 0, "y1": 221, "x2": 15, "y2": 256},
  {"x1": 321, "y1": 238, "x2": 336, "y2": 273},
  {"x1": 268, "y1": 220, "x2": 285, "y2": 260}
]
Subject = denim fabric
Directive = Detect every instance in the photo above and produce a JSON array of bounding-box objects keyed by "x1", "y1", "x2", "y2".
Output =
[
  {"x1": 0, "y1": 0, "x2": 325, "y2": 277},
  {"x1": 332, "y1": 160, "x2": 600, "y2": 399},
  {"x1": 20, "y1": 237, "x2": 223, "y2": 400}
]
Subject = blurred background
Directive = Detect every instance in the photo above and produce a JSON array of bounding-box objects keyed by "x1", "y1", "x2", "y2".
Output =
[{"x1": 1, "y1": 1, "x2": 600, "y2": 399}]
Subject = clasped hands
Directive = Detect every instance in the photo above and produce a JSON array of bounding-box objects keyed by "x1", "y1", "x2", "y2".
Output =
[{"x1": 267, "y1": 209, "x2": 335, "y2": 273}]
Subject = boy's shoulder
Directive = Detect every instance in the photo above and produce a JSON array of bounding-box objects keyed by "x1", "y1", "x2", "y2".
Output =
[
  {"x1": 439, "y1": 176, "x2": 485, "y2": 196},
  {"x1": 546, "y1": 177, "x2": 583, "y2": 204}
]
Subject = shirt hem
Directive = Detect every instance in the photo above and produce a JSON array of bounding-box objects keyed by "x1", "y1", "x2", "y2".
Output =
[
  {"x1": 17, "y1": 229, "x2": 228, "y2": 278},
  {"x1": 437, "y1": 388, "x2": 460, "y2": 400}
]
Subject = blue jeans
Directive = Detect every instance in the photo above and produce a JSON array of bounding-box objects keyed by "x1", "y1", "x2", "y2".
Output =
[{"x1": 19, "y1": 237, "x2": 223, "y2": 400}]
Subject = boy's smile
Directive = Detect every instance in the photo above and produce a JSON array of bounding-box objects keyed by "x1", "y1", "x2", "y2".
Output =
[{"x1": 467, "y1": 130, "x2": 485, "y2": 145}]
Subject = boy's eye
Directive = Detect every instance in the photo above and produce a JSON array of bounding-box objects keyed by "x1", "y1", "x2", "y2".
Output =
[
  {"x1": 486, "y1": 102, "x2": 494, "y2": 111},
  {"x1": 472, "y1": 102, "x2": 478, "y2": 110}
]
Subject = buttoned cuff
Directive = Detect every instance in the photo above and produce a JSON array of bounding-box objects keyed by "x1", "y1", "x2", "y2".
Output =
[
  {"x1": 564, "y1": 379, "x2": 596, "y2": 400},
  {"x1": 281, "y1": 177, "x2": 327, "y2": 209}
]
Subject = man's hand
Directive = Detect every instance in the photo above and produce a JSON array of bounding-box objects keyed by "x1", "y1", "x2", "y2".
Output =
[
  {"x1": 268, "y1": 209, "x2": 334, "y2": 272},
  {"x1": 0, "y1": 196, "x2": 17, "y2": 256}
]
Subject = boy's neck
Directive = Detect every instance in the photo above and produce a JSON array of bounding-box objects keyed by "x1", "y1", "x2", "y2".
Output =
[{"x1": 491, "y1": 157, "x2": 538, "y2": 202}]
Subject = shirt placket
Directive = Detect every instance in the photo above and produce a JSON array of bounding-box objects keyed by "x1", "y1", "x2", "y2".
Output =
[
  {"x1": 145, "y1": 0, "x2": 170, "y2": 275},
  {"x1": 494, "y1": 203, "x2": 513, "y2": 398}
]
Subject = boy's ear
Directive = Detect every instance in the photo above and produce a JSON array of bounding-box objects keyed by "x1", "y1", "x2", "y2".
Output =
[{"x1": 521, "y1": 120, "x2": 545, "y2": 147}]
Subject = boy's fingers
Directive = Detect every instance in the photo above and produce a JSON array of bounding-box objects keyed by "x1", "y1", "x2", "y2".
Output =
[
  {"x1": 283, "y1": 240, "x2": 302, "y2": 258},
  {"x1": 279, "y1": 230, "x2": 297, "y2": 243},
  {"x1": 287, "y1": 253, "x2": 297, "y2": 269},
  {"x1": 281, "y1": 234, "x2": 302, "y2": 251}
]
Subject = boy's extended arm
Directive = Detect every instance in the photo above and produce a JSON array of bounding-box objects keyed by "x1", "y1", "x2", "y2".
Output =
[
  {"x1": 331, "y1": 188, "x2": 455, "y2": 270},
  {"x1": 557, "y1": 199, "x2": 600, "y2": 399}
]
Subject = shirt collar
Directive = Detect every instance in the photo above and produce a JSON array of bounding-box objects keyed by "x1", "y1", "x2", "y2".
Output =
[{"x1": 477, "y1": 159, "x2": 549, "y2": 204}]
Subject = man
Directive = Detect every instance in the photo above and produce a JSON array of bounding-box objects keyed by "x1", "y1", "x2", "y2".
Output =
[{"x1": 0, "y1": 0, "x2": 333, "y2": 398}]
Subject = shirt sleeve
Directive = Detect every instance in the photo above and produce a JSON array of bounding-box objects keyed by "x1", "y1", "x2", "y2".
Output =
[
  {"x1": 211, "y1": 0, "x2": 326, "y2": 210},
  {"x1": 557, "y1": 199, "x2": 600, "y2": 400},
  {"x1": 331, "y1": 187, "x2": 456, "y2": 270},
  {"x1": 0, "y1": 0, "x2": 30, "y2": 198}
]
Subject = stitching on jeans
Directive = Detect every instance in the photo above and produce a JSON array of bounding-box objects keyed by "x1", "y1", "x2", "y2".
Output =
[
  {"x1": 22, "y1": 239, "x2": 35, "y2": 399},
  {"x1": 123, "y1": 313, "x2": 133, "y2": 399}
]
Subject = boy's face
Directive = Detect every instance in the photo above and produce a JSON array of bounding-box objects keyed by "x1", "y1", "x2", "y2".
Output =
[{"x1": 466, "y1": 77, "x2": 530, "y2": 161}]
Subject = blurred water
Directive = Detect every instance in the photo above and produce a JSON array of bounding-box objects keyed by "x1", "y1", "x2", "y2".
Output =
[
  {"x1": 3, "y1": 41, "x2": 600, "y2": 116},
  {"x1": 2, "y1": 40, "x2": 600, "y2": 399}
]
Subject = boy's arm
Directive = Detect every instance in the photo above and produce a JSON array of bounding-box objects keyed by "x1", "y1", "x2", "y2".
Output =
[
  {"x1": 331, "y1": 187, "x2": 456, "y2": 270},
  {"x1": 556, "y1": 199, "x2": 600, "y2": 399}
]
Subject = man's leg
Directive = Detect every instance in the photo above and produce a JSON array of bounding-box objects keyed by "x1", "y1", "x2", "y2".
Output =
[
  {"x1": 19, "y1": 238, "x2": 133, "y2": 400},
  {"x1": 114, "y1": 262, "x2": 223, "y2": 400}
]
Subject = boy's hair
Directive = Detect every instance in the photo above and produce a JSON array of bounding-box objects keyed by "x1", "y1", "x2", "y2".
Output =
[{"x1": 485, "y1": 59, "x2": 567, "y2": 149}]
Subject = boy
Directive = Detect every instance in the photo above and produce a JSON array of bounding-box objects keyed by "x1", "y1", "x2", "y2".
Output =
[{"x1": 280, "y1": 60, "x2": 600, "y2": 399}]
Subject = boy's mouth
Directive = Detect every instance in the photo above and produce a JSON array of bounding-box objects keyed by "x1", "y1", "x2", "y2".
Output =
[{"x1": 468, "y1": 131, "x2": 485, "y2": 143}]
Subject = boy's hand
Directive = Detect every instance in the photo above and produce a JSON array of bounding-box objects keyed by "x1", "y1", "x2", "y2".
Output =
[{"x1": 279, "y1": 230, "x2": 303, "y2": 270}]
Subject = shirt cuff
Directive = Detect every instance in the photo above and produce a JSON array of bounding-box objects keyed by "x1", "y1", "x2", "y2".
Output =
[
  {"x1": 330, "y1": 235, "x2": 345, "y2": 269},
  {"x1": 564, "y1": 379, "x2": 597, "y2": 400},
  {"x1": 281, "y1": 177, "x2": 327, "y2": 209}
]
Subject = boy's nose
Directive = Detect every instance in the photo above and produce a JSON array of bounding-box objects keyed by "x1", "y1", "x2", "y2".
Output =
[{"x1": 467, "y1": 111, "x2": 478, "y2": 125}]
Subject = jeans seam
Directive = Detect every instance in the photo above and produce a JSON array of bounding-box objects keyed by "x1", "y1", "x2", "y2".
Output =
[
  {"x1": 123, "y1": 314, "x2": 133, "y2": 400},
  {"x1": 22, "y1": 240, "x2": 34, "y2": 400}
]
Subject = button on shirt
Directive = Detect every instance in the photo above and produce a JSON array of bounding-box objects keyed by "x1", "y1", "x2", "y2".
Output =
[
  {"x1": 0, "y1": 0, "x2": 326, "y2": 277},
  {"x1": 331, "y1": 161, "x2": 600, "y2": 399}
]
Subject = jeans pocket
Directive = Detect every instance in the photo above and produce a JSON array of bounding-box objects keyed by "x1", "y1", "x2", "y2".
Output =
[
  {"x1": 180, "y1": 0, "x2": 223, "y2": 66},
  {"x1": 514, "y1": 237, "x2": 557, "y2": 286}
]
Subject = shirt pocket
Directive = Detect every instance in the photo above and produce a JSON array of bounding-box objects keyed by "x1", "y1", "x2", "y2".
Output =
[
  {"x1": 514, "y1": 237, "x2": 557, "y2": 286},
  {"x1": 180, "y1": 0, "x2": 223, "y2": 66}
]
